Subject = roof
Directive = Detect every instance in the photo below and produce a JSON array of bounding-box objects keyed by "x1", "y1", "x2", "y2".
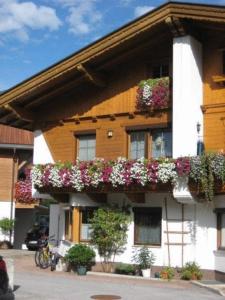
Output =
[
  {"x1": 0, "y1": 124, "x2": 33, "y2": 146},
  {"x1": 0, "y1": 1, "x2": 225, "y2": 131}
]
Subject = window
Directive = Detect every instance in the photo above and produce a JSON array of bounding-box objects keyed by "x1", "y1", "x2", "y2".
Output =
[
  {"x1": 223, "y1": 51, "x2": 225, "y2": 75},
  {"x1": 77, "y1": 134, "x2": 96, "y2": 161},
  {"x1": 152, "y1": 64, "x2": 169, "y2": 78},
  {"x1": 80, "y1": 207, "x2": 96, "y2": 241},
  {"x1": 64, "y1": 209, "x2": 72, "y2": 240},
  {"x1": 217, "y1": 211, "x2": 225, "y2": 249},
  {"x1": 133, "y1": 207, "x2": 162, "y2": 245},
  {"x1": 128, "y1": 129, "x2": 172, "y2": 159}
]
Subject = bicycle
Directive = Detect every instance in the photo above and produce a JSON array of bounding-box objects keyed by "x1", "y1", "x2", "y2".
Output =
[
  {"x1": 34, "y1": 237, "x2": 48, "y2": 267},
  {"x1": 38, "y1": 237, "x2": 61, "y2": 271}
]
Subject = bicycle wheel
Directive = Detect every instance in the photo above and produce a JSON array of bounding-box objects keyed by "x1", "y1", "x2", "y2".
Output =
[
  {"x1": 35, "y1": 250, "x2": 40, "y2": 266},
  {"x1": 38, "y1": 249, "x2": 50, "y2": 269}
]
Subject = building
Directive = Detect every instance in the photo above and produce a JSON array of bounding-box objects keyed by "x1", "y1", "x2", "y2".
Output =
[
  {"x1": 0, "y1": 124, "x2": 34, "y2": 247},
  {"x1": 0, "y1": 2, "x2": 225, "y2": 278}
]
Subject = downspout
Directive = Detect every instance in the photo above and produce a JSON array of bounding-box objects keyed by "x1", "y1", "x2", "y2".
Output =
[{"x1": 9, "y1": 148, "x2": 17, "y2": 244}]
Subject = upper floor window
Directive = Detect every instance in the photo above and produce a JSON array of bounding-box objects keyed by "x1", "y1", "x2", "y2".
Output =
[
  {"x1": 223, "y1": 51, "x2": 225, "y2": 75},
  {"x1": 77, "y1": 134, "x2": 96, "y2": 161},
  {"x1": 152, "y1": 64, "x2": 169, "y2": 78},
  {"x1": 128, "y1": 129, "x2": 172, "y2": 159}
]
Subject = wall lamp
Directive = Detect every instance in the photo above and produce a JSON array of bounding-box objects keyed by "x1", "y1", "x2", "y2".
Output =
[{"x1": 107, "y1": 129, "x2": 113, "y2": 138}]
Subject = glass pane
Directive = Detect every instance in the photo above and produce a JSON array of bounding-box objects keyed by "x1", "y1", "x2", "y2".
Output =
[
  {"x1": 134, "y1": 210, "x2": 161, "y2": 245},
  {"x1": 130, "y1": 131, "x2": 146, "y2": 159},
  {"x1": 81, "y1": 224, "x2": 93, "y2": 240},
  {"x1": 78, "y1": 135, "x2": 96, "y2": 161},
  {"x1": 221, "y1": 214, "x2": 225, "y2": 247},
  {"x1": 152, "y1": 130, "x2": 172, "y2": 158}
]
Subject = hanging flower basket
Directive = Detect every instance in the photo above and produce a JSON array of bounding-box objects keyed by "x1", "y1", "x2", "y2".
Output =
[
  {"x1": 136, "y1": 77, "x2": 170, "y2": 111},
  {"x1": 15, "y1": 169, "x2": 38, "y2": 204}
]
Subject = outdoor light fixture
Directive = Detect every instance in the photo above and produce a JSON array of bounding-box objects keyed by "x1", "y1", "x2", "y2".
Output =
[
  {"x1": 196, "y1": 122, "x2": 201, "y2": 134},
  {"x1": 107, "y1": 130, "x2": 113, "y2": 138}
]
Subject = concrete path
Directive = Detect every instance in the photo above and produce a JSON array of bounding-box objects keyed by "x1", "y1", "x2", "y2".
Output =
[{"x1": 11, "y1": 255, "x2": 223, "y2": 300}]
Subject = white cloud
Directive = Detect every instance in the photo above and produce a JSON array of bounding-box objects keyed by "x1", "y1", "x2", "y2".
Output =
[
  {"x1": 134, "y1": 6, "x2": 155, "y2": 17},
  {"x1": 56, "y1": 0, "x2": 102, "y2": 35},
  {"x1": 0, "y1": 0, "x2": 62, "y2": 42}
]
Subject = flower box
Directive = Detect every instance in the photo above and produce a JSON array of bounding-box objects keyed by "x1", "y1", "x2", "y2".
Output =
[{"x1": 136, "y1": 77, "x2": 170, "y2": 111}]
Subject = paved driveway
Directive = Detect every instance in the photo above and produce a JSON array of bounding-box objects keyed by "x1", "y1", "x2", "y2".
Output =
[{"x1": 13, "y1": 256, "x2": 223, "y2": 300}]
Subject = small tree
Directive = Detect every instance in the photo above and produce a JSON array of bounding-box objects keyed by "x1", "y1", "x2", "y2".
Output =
[
  {"x1": 0, "y1": 218, "x2": 15, "y2": 241},
  {"x1": 90, "y1": 206, "x2": 131, "y2": 273}
]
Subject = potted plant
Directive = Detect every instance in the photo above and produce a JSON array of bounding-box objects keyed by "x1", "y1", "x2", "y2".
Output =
[
  {"x1": 64, "y1": 244, "x2": 95, "y2": 275},
  {"x1": 132, "y1": 246, "x2": 155, "y2": 278},
  {"x1": 160, "y1": 266, "x2": 175, "y2": 280},
  {"x1": 181, "y1": 262, "x2": 203, "y2": 280},
  {"x1": 0, "y1": 218, "x2": 15, "y2": 249}
]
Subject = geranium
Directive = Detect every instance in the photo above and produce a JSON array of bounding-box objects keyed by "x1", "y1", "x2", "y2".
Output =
[
  {"x1": 136, "y1": 77, "x2": 169, "y2": 110},
  {"x1": 15, "y1": 169, "x2": 38, "y2": 204}
]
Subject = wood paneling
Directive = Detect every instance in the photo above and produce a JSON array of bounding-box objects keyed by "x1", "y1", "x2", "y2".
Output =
[
  {"x1": 203, "y1": 46, "x2": 225, "y2": 152},
  {"x1": 0, "y1": 156, "x2": 15, "y2": 201},
  {"x1": 0, "y1": 124, "x2": 33, "y2": 145}
]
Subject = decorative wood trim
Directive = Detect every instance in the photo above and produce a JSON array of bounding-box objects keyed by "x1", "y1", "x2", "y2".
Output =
[
  {"x1": 3, "y1": 104, "x2": 35, "y2": 122},
  {"x1": 86, "y1": 193, "x2": 107, "y2": 203},
  {"x1": 165, "y1": 16, "x2": 186, "y2": 37},
  {"x1": 125, "y1": 193, "x2": 145, "y2": 203},
  {"x1": 201, "y1": 103, "x2": 225, "y2": 113},
  {"x1": 76, "y1": 64, "x2": 106, "y2": 87},
  {"x1": 212, "y1": 75, "x2": 225, "y2": 86}
]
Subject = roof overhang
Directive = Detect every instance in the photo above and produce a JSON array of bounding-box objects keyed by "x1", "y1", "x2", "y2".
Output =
[{"x1": 0, "y1": 1, "x2": 225, "y2": 131}]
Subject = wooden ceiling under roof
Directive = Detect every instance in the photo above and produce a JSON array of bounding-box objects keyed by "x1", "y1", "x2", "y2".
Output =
[{"x1": 0, "y1": 1, "x2": 225, "y2": 131}]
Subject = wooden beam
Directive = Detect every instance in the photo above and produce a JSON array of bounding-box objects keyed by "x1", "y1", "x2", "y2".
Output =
[
  {"x1": 125, "y1": 193, "x2": 145, "y2": 203},
  {"x1": 4, "y1": 104, "x2": 35, "y2": 122},
  {"x1": 87, "y1": 193, "x2": 107, "y2": 203},
  {"x1": 76, "y1": 64, "x2": 106, "y2": 87},
  {"x1": 72, "y1": 207, "x2": 80, "y2": 243},
  {"x1": 165, "y1": 17, "x2": 186, "y2": 37}
]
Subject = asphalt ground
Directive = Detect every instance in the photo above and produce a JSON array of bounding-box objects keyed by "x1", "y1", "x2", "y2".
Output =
[{"x1": 10, "y1": 255, "x2": 224, "y2": 300}]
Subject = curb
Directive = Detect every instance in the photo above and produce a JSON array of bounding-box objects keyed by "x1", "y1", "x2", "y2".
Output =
[{"x1": 191, "y1": 280, "x2": 225, "y2": 297}]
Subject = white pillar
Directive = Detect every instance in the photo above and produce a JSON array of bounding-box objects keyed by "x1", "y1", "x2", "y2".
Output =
[{"x1": 172, "y1": 35, "x2": 203, "y2": 158}]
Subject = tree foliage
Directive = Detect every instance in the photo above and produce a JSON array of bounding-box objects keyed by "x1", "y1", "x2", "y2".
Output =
[{"x1": 90, "y1": 206, "x2": 131, "y2": 272}]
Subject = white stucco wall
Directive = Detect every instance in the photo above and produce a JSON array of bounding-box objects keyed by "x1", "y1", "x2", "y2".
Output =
[
  {"x1": 0, "y1": 202, "x2": 15, "y2": 241},
  {"x1": 173, "y1": 35, "x2": 203, "y2": 158},
  {"x1": 32, "y1": 130, "x2": 54, "y2": 199}
]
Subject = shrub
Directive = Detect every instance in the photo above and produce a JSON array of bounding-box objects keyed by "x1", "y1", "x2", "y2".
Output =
[
  {"x1": 132, "y1": 246, "x2": 155, "y2": 270},
  {"x1": 0, "y1": 218, "x2": 15, "y2": 233},
  {"x1": 115, "y1": 263, "x2": 136, "y2": 275},
  {"x1": 181, "y1": 262, "x2": 203, "y2": 280},
  {"x1": 64, "y1": 244, "x2": 95, "y2": 267},
  {"x1": 160, "y1": 266, "x2": 175, "y2": 280}
]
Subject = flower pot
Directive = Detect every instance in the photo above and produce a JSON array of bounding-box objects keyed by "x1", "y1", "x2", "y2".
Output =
[
  {"x1": 141, "y1": 268, "x2": 151, "y2": 278},
  {"x1": 77, "y1": 266, "x2": 87, "y2": 276}
]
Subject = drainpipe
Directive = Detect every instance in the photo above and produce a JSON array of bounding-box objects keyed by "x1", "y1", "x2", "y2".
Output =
[{"x1": 9, "y1": 148, "x2": 17, "y2": 244}]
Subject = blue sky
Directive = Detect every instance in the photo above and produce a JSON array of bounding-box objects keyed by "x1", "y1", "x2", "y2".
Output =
[{"x1": 0, "y1": 0, "x2": 225, "y2": 91}]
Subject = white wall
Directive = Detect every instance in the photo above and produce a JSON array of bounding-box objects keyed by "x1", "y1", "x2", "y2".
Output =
[
  {"x1": 0, "y1": 202, "x2": 15, "y2": 241},
  {"x1": 32, "y1": 130, "x2": 54, "y2": 199},
  {"x1": 173, "y1": 35, "x2": 203, "y2": 158}
]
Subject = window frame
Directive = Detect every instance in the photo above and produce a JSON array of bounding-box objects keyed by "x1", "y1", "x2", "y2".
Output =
[
  {"x1": 127, "y1": 127, "x2": 172, "y2": 159},
  {"x1": 133, "y1": 207, "x2": 162, "y2": 246},
  {"x1": 79, "y1": 207, "x2": 97, "y2": 242},
  {"x1": 216, "y1": 209, "x2": 225, "y2": 250},
  {"x1": 75, "y1": 132, "x2": 96, "y2": 161}
]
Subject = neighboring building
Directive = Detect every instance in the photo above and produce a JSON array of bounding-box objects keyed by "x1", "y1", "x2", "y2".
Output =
[
  {"x1": 0, "y1": 2, "x2": 225, "y2": 278},
  {"x1": 0, "y1": 124, "x2": 34, "y2": 247}
]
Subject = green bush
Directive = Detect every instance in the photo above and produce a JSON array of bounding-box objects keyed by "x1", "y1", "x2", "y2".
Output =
[
  {"x1": 181, "y1": 262, "x2": 203, "y2": 280},
  {"x1": 132, "y1": 246, "x2": 155, "y2": 269},
  {"x1": 0, "y1": 218, "x2": 15, "y2": 233},
  {"x1": 160, "y1": 266, "x2": 175, "y2": 280},
  {"x1": 115, "y1": 263, "x2": 136, "y2": 275},
  {"x1": 65, "y1": 244, "x2": 95, "y2": 267}
]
